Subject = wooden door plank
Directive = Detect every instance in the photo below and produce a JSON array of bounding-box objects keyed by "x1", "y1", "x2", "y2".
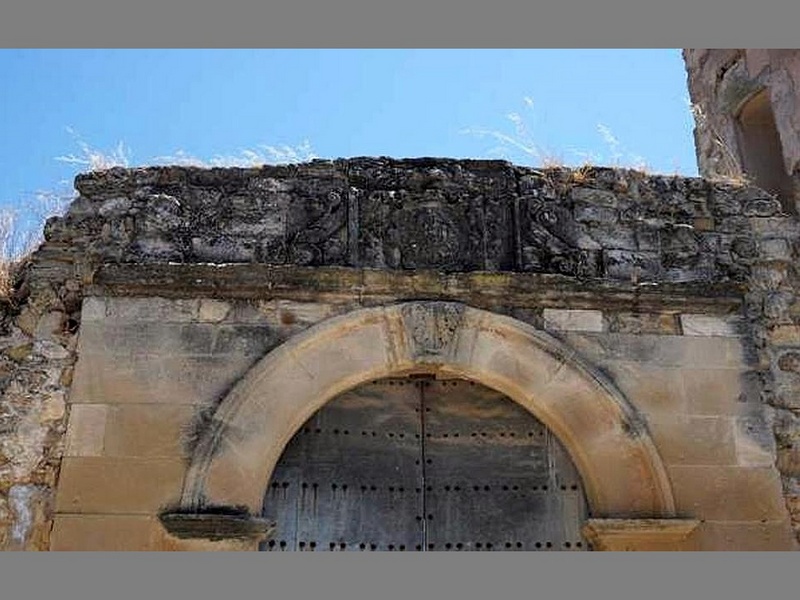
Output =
[
  {"x1": 422, "y1": 379, "x2": 587, "y2": 551},
  {"x1": 262, "y1": 379, "x2": 424, "y2": 551}
]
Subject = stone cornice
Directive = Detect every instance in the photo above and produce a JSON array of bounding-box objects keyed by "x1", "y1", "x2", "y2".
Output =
[{"x1": 88, "y1": 263, "x2": 745, "y2": 314}]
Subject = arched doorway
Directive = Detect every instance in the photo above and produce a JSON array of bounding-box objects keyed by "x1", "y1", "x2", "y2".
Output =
[
  {"x1": 173, "y1": 302, "x2": 687, "y2": 551},
  {"x1": 261, "y1": 375, "x2": 588, "y2": 552}
]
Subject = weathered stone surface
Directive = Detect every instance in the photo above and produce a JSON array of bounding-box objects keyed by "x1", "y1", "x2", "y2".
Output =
[
  {"x1": 603, "y1": 250, "x2": 661, "y2": 282},
  {"x1": 43, "y1": 159, "x2": 786, "y2": 286},
  {"x1": 681, "y1": 368, "x2": 764, "y2": 416},
  {"x1": 55, "y1": 457, "x2": 186, "y2": 514},
  {"x1": 680, "y1": 314, "x2": 743, "y2": 337},
  {"x1": 64, "y1": 405, "x2": 107, "y2": 457},
  {"x1": 647, "y1": 416, "x2": 737, "y2": 466},
  {"x1": 743, "y1": 197, "x2": 783, "y2": 217},
  {"x1": 4, "y1": 484, "x2": 51, "y2": 550},
  {"x1": 601, "y1": 363, "x2": 688, "y2": 416},
  {"x1": 777, "y1": 445, "x2": 800, "y2": 477},
  {"x1": 561, "y1": 333, "x2": 748, "y2": 369},
  {"x1": 686, "y1": 520, "x2": 797, "y2": 551},
  {"x1": 5, "y1": 155, "x2": 800, "y2": 550},
  {"x1": 4, "y1": 343, "x2": 32, "y2": 363},
  {"x1": 542, "y1": 308, "x2": 604, "y2": 332},
  {"x1": 51, "y1": 515, "x2": 165, "y2": 551},
  {"x1": 685, "y1": 50, "x2": 800, "y2": 540},
  {"x1": 101, "y1": 297, "x2": 200, "y2": 323},
  {"x1": 759, "y1": 238, "x2": 793, "y2": 261},
  {"x1": 778, "y1": 351, "x2": 800, "y2": 373},
  {"x1": 0, "y1": 280, "x2": 75, "y2": 550},
  {"x1": 70, "y1": 352, "x2": 264, "y2": 406},
  {"x1": 606, "y1": 312, "x2": 681, "y2": 335},
  {"x1": 735, "y1": 414, "x2": 779, "y2": 467},
  {"x1": 769, "y1": 324, "x2": 800, "y2": 345},
  {"x1": 668, "y1": 465, "x2": 788, "y2": 521},
  {"x1": 33, "y1": 311, "x2": 64, "y2": 341},
  {"x1": 198, "y1": 299, "x2": 231, "y2": 323},
  {"x1": 89, "y1": 263, "x2": 745, "y2": 314},
  {"x1": 158, "y1": 510, "x2": 275, "y2": 541},
  {"x1": 101, "y1": 404, "x2": 196, "y2": 459},
  {"x1": 33, "y1": 340, "x2": 69, "y2": 360},
  {"x1": 685, "y1": 49, "x2": 800, "y2": 208},
  {"x1": 582, "y1": 519, "x2": 700, "y2": 551}
]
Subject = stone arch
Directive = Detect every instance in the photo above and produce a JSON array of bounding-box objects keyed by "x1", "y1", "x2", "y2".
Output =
[{"x1": 180, "y1": 302, "x2": 676, "y2": 520}]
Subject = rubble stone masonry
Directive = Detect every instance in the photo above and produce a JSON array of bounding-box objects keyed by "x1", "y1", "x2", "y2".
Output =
[{"x1": 1, "y1": 158, "x2": 799, "y2": 549}]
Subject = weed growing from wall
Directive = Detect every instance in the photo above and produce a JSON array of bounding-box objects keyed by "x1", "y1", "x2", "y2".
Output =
[{"x1": 460, "y1": 96, "x2": 652, "y2": 173}]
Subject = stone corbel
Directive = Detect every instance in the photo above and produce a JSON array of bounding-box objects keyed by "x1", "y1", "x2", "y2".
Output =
[
  {"x1": 158, "y1": 508, "x2": 276, "y2": 551},
  {"x1": 581, "y1": 518, "x2": 701, "y2": 551}
]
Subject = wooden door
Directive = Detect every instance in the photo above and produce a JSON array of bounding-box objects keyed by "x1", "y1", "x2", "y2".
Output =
[{"x1": 261, "y1": 377, "x2": 588, "y2": 551}]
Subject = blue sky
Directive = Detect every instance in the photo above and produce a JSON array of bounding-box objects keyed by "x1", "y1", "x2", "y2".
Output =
[{"x1": 0, "y1": 49, "x2": 697, "y2": 238}]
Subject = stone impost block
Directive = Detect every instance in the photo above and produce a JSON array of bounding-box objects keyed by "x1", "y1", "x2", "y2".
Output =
[{"x1": 581, "y1": 518, "x2": 700, "y2": 551}]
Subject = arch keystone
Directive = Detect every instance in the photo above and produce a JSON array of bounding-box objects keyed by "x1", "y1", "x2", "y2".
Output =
[{"x1": 400, "y1": 301, "x2": 466, "y2": 362}]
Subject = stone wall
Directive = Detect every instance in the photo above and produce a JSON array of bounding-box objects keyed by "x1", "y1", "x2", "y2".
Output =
[
  {"x1": 2, "y1": 158, "x2": 800, "y2": 549},
  {"x1": 55, "y1": 295, "x2": 792, "y2": 550},
  {"x1": 46, "y1": 159, "x2": 785, "y2": 284},
  {"x1": 685, "y1": 50, "x2": 800, "y2": 543},
  {"x1": 0, "y1": 263, "x2": 79, "y2": 550},
  {"x1": 684, "y1": 49, "x2": 800, "y2": 207}
]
